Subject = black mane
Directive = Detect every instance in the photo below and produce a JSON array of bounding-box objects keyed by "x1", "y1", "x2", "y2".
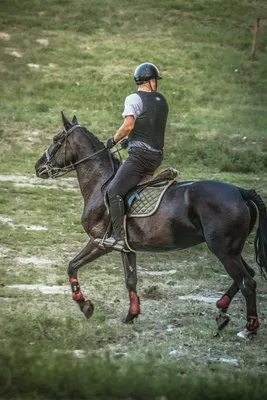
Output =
[{"x1": 82, "y1": 126, "x2": 121, "y2": 170}]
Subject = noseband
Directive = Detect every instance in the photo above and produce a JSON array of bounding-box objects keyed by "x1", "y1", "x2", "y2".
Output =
[{"x1": 44, "y1": 125, "x2": 113, "y2": 179}]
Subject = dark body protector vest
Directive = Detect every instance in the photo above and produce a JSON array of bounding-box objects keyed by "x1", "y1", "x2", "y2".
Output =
[{"x1": 128, "y1": 91, "x2": 169, "y2": 151}]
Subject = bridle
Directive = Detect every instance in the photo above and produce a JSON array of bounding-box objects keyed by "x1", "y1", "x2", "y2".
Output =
[{"x1": 43, "y1": 124, "x2": 120, "y2": 180}]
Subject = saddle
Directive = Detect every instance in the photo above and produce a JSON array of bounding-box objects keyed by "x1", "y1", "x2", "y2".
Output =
[
  {"x1": 104, "y1": 167, "x2": 178, "y2": 216},
  {"x1": 125, "y1": 168, "x2": 177, "y2": 216},
  {"x1": 136, "y1": 167, "x2": 178, "y2": 187},
  {"x1": 97, "y1": 168, "x2": 178, "y2": 252}
]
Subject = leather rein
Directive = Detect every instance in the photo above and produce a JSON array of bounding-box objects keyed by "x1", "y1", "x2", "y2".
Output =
[{"x1": 44, "y1": 124, "x2": 121, "y2": 179}]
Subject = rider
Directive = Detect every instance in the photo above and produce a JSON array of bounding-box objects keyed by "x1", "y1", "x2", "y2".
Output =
[{"x1": 103, "y1": 62, "x2": 169, "y2": 251}]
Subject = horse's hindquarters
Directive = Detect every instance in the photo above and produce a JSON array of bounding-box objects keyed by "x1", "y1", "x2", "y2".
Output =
[{"x1": 125, "y1": 183, "x2": 205, "y2": 252}]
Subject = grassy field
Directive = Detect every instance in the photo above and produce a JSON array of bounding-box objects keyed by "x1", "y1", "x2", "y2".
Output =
[{"x1": 1, "y1": 0, "x2": 267, "y2": 398}]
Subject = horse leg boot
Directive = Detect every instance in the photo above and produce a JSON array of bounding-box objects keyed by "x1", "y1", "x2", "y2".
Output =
[
  {"x1": 68, "y1": 240, "x2": 108, "y2": 318},
  {"x1": 215, "y1": 282, "x2": 237, "y2": 332},
  {"x1": 237, "y1": 275, "x2": 259, "y2": 339},
  {"x1": 216, "y1": 257, "x2": 255, "y2": 331},
  {"x1": 103, "y1": 195, "x2": 126, "y2": 251},
  {"x1": 217, "y1": 254, "x2": 259, "y2": 338},
  {"x1": 121, "y1": 251, "x2": 140, "y2": 323}
]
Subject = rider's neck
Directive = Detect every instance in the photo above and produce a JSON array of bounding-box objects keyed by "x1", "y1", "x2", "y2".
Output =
[{"x1": 137, "y1": 80, "x2": 156, "y2": 92}]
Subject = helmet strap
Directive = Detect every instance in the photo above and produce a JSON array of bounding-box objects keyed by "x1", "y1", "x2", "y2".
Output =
[{"x1": 148, "y1": 80, "x2": 156, "y2": 92}]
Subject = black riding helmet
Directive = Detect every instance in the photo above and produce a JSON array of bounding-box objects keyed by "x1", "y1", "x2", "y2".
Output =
[{"x1": 134, "y1": 63, "x2": 162, "y2": 85}]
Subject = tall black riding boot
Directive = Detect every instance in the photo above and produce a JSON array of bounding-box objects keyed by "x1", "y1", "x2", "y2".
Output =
[{"x1": 103, "y1": 195, "x2": 126, "y2": 251}]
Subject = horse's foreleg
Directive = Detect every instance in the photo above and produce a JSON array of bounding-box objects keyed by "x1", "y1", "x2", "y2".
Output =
[
  {"x1": 68, "y1": 240, "x2": 109, "y2": 319},
  {"x1": 121, "y1": 251, "x2": 140, "y2": 323}
]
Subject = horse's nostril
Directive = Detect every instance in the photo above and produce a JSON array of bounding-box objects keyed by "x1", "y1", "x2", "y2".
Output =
[{"x1": 37, "y1": 166, "x2": 49, "y2": 179}]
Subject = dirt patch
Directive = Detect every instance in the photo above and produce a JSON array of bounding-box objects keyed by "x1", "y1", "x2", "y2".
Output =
[
  {"x1": 0, "y1": 174, "x2": 78, "y2": 191},
  {"x1": 36, "y1": 38, "x2": 49, "y2": 46},
  {"x1": 142, "y1": 285, "x2": 163, "y2": 300},
  {"x1": 169, "y1": 349, "x2": 240, "y2": 367},
  {"x1": 7, "y1": 284, "x2": 69, "y2": 294},
  {"x1": 0, "y1": 215, "x2": 47, "y2": 231},
  {"x1": 15, "y1": 257, "x2": 58, "y2": 267},
  {"x1": 0, "y1": 32, "x2": 10, "y2": 40},
  {"x1": 206, "y1": 356, "x2": 239, "y2": 367},
  {"x1": 138, "y1": 266, "x2": 177, "y2": 276},
  {"x1": 27, "y1": 63, "x2": 40, "y2": 69},
  {"x1": 177, "y1": 294, "x2": 221, "y2": 303},
  {"x1": 0, "y1": 244, "x2": 11, "y2": 257},
  {"x1": 5, "y1": 48, "x2": 22, "y2": 58}
]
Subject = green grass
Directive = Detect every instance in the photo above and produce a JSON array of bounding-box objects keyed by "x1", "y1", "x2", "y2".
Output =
[
  {"x1": 1, "y1": 175, "x2": 267, "y2": 398},
  {"x1": 1, "y1": 0, "x2": 267, "y2": 398},
  {"x1": 1, "y1": 0, "x2": 267, "y2": 174},
  {"x1": 2, "y1": 347, "x2": 267, "y2": 400}
]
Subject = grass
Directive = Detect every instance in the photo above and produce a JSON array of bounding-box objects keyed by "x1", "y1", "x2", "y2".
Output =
[
  {"x1": 2, "y1": 347, "x2": 267, "y2": 400},
  {"x1": 1, "y1": 0, "x2": 267, "y2": 174},
  {"x1": 1, "y1": 0, "x2": 267, "y2": 398}
]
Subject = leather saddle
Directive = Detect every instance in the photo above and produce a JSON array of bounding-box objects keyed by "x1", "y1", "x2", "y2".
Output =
[
  {"x1": 104, "y1": 167, "x2": 178, "y2": 213},
  {"x1": 125, "y1": 167, "x2": 178, "y2": 211},
  {"x1": 136, "y1": 167, "x2": 178, "y2": 187}
]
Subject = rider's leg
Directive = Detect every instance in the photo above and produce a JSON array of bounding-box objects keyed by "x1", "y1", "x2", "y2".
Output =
[
  {"x1": 104, "y1": 147, "x2": 162, "y2": 250},
  {"x1": 104, "y1": 194, "x2": 126, "y2": 250}
]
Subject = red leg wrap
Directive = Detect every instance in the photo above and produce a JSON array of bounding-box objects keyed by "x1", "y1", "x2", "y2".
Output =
[
  {"x1": 216, "y1": 295, "x2": 231, "y2": 310},
  {"x1": 246, "y1": 316, "x2": 260, "y2": 331},
  {"x1": 69, "y1": 278, "x2": 84, "y2": 302},
  {"x1": 129, "y1": 291, "x2": 140, "y2": 315}
]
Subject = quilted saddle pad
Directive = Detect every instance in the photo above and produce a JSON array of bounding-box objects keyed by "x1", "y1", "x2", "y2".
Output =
[{"x1": 127, "y1": 180, "x2": 174, "y2": 218}]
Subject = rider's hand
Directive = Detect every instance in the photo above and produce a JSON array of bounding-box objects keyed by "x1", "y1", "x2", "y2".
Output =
[
  {"x1": 120, "y1": 138, "x2": 129, "y2": 149},
  {"x1": 106, "y1": 137, "x2": 116, "y2": 149}
]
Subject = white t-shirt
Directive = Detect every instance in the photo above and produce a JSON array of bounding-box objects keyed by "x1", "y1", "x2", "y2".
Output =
[{"x1": 122, "y1": 93, "x2": 143, "y2": 119}]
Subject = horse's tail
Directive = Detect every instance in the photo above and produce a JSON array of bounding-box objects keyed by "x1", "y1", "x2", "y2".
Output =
[{"x1": 239, "y1": 188, "x2": 267, "y2": 280}]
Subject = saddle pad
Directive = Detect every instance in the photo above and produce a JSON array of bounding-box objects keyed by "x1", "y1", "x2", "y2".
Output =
[{"x1": 127, "y1": 180, "x2": 174, "y2": 218}]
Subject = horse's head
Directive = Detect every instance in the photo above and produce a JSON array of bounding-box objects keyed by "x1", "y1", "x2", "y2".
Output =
[
  {"x1": 35, "y1": 112, "x2": 85, "y2": 179},
  {"x1": 35, "y1": 112, "x2": 121, "y2": 181}
]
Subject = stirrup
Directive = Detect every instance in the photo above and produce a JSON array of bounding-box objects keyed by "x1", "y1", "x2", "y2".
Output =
[{"x1": 95, "y1": 237, "x2": 130, "y2": 252}]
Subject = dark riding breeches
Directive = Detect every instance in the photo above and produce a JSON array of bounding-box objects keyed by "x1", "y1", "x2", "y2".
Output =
[
  {"x1": 106, "y1": 147, "x2": 163, "y2": 240},
  {"x1": 107, "y1": 147, "x2": 163, "y2": 200}
]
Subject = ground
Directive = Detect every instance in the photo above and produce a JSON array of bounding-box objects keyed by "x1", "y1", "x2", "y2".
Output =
[{"x1": 1, "y1": 0, "x2": 267, "y2": 398}]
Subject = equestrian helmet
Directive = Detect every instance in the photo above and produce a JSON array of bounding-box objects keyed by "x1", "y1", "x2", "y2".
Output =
[{"x1": 134, "y1": 63, "x2": 162, "y2": 85}]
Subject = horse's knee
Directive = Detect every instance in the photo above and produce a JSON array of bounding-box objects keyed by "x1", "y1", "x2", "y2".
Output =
[{"x1": 240, "y1": 276, "x2": 257, "y2": 297}]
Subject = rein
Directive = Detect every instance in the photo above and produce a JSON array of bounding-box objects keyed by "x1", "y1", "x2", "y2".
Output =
[{"x1": 44, "y1": 125, "x2": 121, "y2": 180}]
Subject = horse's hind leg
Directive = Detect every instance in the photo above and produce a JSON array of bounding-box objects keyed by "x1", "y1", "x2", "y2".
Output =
[
  {"x1": 218, "y1": 254, "x2": 259, "y2": 338},
  {"x1": 121, "y1": 251, "x2": 140, "y2": 323},
  {"x1": 68, "y1": 240, "x2": 108, "y2": 319},
  {"x1": 216, "y1": 256, "x2": 255, "y2": 330}
]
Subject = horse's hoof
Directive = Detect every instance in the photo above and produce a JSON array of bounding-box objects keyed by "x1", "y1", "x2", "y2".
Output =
[
  {"x1": 82, "y1": 300, "x2": 94, "y2": 319},
  {"x1": 216, "y1": 312, "x2": 230, "y2": 331},
  {"x1": 237, "y1": 328, "x2": 257, "y2": 340},
  {"x1": 123, "y1": 312, "x2": 139, "y2": 324}
]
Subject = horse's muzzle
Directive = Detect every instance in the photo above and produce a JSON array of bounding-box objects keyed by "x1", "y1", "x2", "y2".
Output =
[{"x1": 35, "y1": 164, "x2": 49, "y2": 179}]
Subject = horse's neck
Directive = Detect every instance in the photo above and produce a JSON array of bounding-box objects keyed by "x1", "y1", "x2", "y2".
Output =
[{"x1": 75, "y1": 160, "x2": 113, "y2": 205}]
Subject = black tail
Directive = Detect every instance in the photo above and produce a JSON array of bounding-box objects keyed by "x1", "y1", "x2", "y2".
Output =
[{"x1": 240, "y1": 188, "x2": 267, "y2": 280}]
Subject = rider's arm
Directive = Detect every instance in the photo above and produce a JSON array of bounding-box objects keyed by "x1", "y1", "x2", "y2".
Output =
[
  {"x1": 114, "y1": 115, "x2": 135, "y2": 143},
  {"x1": 113, "y1": 93, "x2": 143, "y2": 143}
]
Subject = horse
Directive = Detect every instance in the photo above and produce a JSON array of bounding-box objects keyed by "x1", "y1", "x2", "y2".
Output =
[{"x1": 35, "y1": 112, "x2": 267, "y2": 339}]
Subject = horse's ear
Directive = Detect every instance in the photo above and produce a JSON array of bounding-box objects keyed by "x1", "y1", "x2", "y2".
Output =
[
  {"x1": 72, "y1": 115, "x2": 78, "y2": 125},
  {"x1": 61, "y1": 111, "x2": 72, "y2": 130}
]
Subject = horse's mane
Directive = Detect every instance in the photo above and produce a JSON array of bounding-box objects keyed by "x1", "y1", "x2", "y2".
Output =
[{"x1": 82, "y1": 127, "x2": 121, "y2": 170}]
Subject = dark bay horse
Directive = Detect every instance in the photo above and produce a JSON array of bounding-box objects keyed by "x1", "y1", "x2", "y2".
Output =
[{"x1": 35, "y1": 113, "x2": 267, "y2": 339}]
